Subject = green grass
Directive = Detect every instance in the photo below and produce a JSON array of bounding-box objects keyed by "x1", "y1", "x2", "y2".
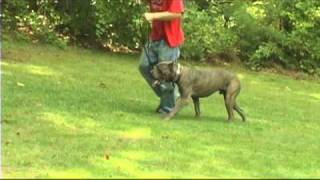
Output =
[{"x1": 2, "y1": 39, "x2": 320, "y2": 178}]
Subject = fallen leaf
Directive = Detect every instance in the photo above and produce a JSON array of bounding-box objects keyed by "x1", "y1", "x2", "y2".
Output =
[
  {"x1": 285, "y1": 86, "x2": 292, "y2": 91},
  {"x1": 161, "y1": 135, "x2": 169, "y2": 139},
  {"x1": 98, "y1": 82, "x2": 107, "y2": 89},
  {"x1": 105, "y1": 153, "x2": 110, "y2": 160},
  {"x1": 104, "y1": 149, "x2": 110, "y2": 160},
  {"x1": 17, "y1": 82, "x2": 25, "y2": 87}
]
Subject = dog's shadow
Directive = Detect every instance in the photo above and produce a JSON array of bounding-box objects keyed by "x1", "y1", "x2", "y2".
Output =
[{"x1": 167, "y1": 114, "x2": 228, "y2": 124}]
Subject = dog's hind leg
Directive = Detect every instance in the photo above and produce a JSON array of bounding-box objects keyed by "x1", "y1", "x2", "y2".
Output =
[
  {"x1": 230, "y1": 89, "x2": 246, "y2": 122},
  {"x1": 234, "y1": 103, "x2": 246, "y2": 122},
  {"x1": 226, "y1": 79, "x2": 244, "y2": 122},
  {"x1": 229, "y1": 79, "x2": 246, "y2": 122},
  {"x1": 223, "y1": 92, "x2": 234, "y2": 122},
  {"x1": 192, "y1": 97, "x2": 200, "y2": 118}
]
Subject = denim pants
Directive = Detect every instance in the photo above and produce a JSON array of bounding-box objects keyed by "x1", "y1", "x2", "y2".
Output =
[{"x1": 138, "y1": 39, "x2": 180, "y2": 113}]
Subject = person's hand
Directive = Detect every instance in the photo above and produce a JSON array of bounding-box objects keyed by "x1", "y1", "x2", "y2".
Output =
[{"x1": 144, "y1": 12, "x2": 154, "y2": 22}]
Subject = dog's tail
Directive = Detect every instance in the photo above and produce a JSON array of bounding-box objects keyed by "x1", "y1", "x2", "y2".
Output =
[{"x1": 234, "y1": 104, "x2": 246, "y2": 122}]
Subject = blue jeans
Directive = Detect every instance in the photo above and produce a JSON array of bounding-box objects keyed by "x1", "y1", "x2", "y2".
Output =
[{"x1": 139, "y1": 39, "x2": 180, "y2": 113}]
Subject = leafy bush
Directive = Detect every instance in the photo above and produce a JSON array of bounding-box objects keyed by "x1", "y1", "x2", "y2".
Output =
[
  {"x1": 246, "y1": 0, "x2": 320, "y2": 74},
  {"x1": 92, "y1": 0, "x2": 147, "y2": 50},
  {"x1": 182, "y1": 1, "x2": 238, "y2": 61},
  {"x1": 2, "y1": 0, "x2": 320, "y2": 74},
  {"x1": 2, "y1": 0, "x2": 68, "y2": 48},
  {"x1": 17, "y1": 10, "x2": 68, "y2": 48}
]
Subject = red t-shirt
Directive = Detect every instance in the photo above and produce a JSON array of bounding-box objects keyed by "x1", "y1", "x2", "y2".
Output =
[{"x1": 149, "y1": 0, "x2": 184, "y2": 47}]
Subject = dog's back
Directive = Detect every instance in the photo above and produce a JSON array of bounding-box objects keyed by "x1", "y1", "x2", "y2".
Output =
[{"x1": 179, "y1": 66, "x2": 238, "y2": 98}]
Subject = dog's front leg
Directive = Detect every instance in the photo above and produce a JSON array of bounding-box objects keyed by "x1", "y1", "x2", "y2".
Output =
[
  {"x1": 164, "y1": 96, "x2": 190, "y2": 121},
  {"x1": 192, "y1": 97, "x2": 200, "y2": 118}
]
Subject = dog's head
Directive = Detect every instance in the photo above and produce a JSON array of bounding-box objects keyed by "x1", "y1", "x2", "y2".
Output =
[{"x1": 151, "y1": 61, "x2": 180, "y2": 86}]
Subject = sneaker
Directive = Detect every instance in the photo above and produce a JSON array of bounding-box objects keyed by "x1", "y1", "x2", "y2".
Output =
[
  {"x1": 157, "y1": 108, "x2": 170, "y2": 114},
  {"x1": 155, "y1": 106, "x2": 172, "y2": 114}
]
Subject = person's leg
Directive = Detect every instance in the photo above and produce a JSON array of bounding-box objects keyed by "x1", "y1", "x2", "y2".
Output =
[
  {"x1": 138, "y1": 42, "x2": 162, "y2": 97},
  {"x1": 157, "y1": 40, "x2": 181, "y2": 113}
]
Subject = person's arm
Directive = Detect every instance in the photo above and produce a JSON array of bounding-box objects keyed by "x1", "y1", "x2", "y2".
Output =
[{"x1": 144, "y1": 11, "x2": 182, "y2": 21}]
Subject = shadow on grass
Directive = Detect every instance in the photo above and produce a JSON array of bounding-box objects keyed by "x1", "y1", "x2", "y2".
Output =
[{"x1": 172, "y1": 113, "x2": 246, "y2": 124}]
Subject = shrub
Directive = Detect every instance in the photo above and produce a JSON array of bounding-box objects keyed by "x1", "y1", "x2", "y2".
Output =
[{"x1": 182, "y1": 1, "x2": 238, "y2": 61}]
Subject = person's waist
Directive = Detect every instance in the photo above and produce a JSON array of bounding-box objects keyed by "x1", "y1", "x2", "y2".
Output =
[{"x1": 149, "y1": 38, "x2": 168, "y2": 46}]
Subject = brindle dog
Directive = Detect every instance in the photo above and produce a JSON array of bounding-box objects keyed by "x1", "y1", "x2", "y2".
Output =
[{"x1": 151, "y1": 61, "x2": 246, "y2": 122}]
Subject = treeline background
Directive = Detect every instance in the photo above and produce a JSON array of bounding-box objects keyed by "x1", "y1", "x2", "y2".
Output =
[{"x1": 2, "y1": 0, "x2": 320, "y2": 74}]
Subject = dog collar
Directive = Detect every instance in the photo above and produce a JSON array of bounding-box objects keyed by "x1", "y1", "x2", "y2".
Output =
[{"x1": 174, "y1": 63, "x2": 182, "y2": 82}]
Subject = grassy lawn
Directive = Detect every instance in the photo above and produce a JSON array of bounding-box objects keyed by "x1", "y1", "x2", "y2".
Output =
[{"x1": 2, "y1": 39, "x2": 320, "y2": 178}]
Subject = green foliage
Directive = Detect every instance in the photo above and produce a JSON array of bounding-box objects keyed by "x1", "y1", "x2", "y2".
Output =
[
  {"x1": 2, "y1": 0, "x2": 320, "y2": 74},
  {"x1": 249, "y1": 42, "x2": 285, "y2": 70},
  {"x1": 2, "y1": 0, "x2": 68, "y2": 48},
  {"x1": 1, "y1": 0, "x2": 29, "y2": 28},
  {"x1": 17, "y1": 10, "x2": 67, "y2": 48},
  {"x1": 182, "y1": 1, "x2": 238, "y2": 61},
  {"x1": 92, "y1": 0, "x2": 147, "y2": 50}
]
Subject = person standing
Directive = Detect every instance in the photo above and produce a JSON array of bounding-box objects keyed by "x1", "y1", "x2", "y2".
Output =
[{"x1": 139, "y1": 0, "x2": 185, "y2": 114}]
